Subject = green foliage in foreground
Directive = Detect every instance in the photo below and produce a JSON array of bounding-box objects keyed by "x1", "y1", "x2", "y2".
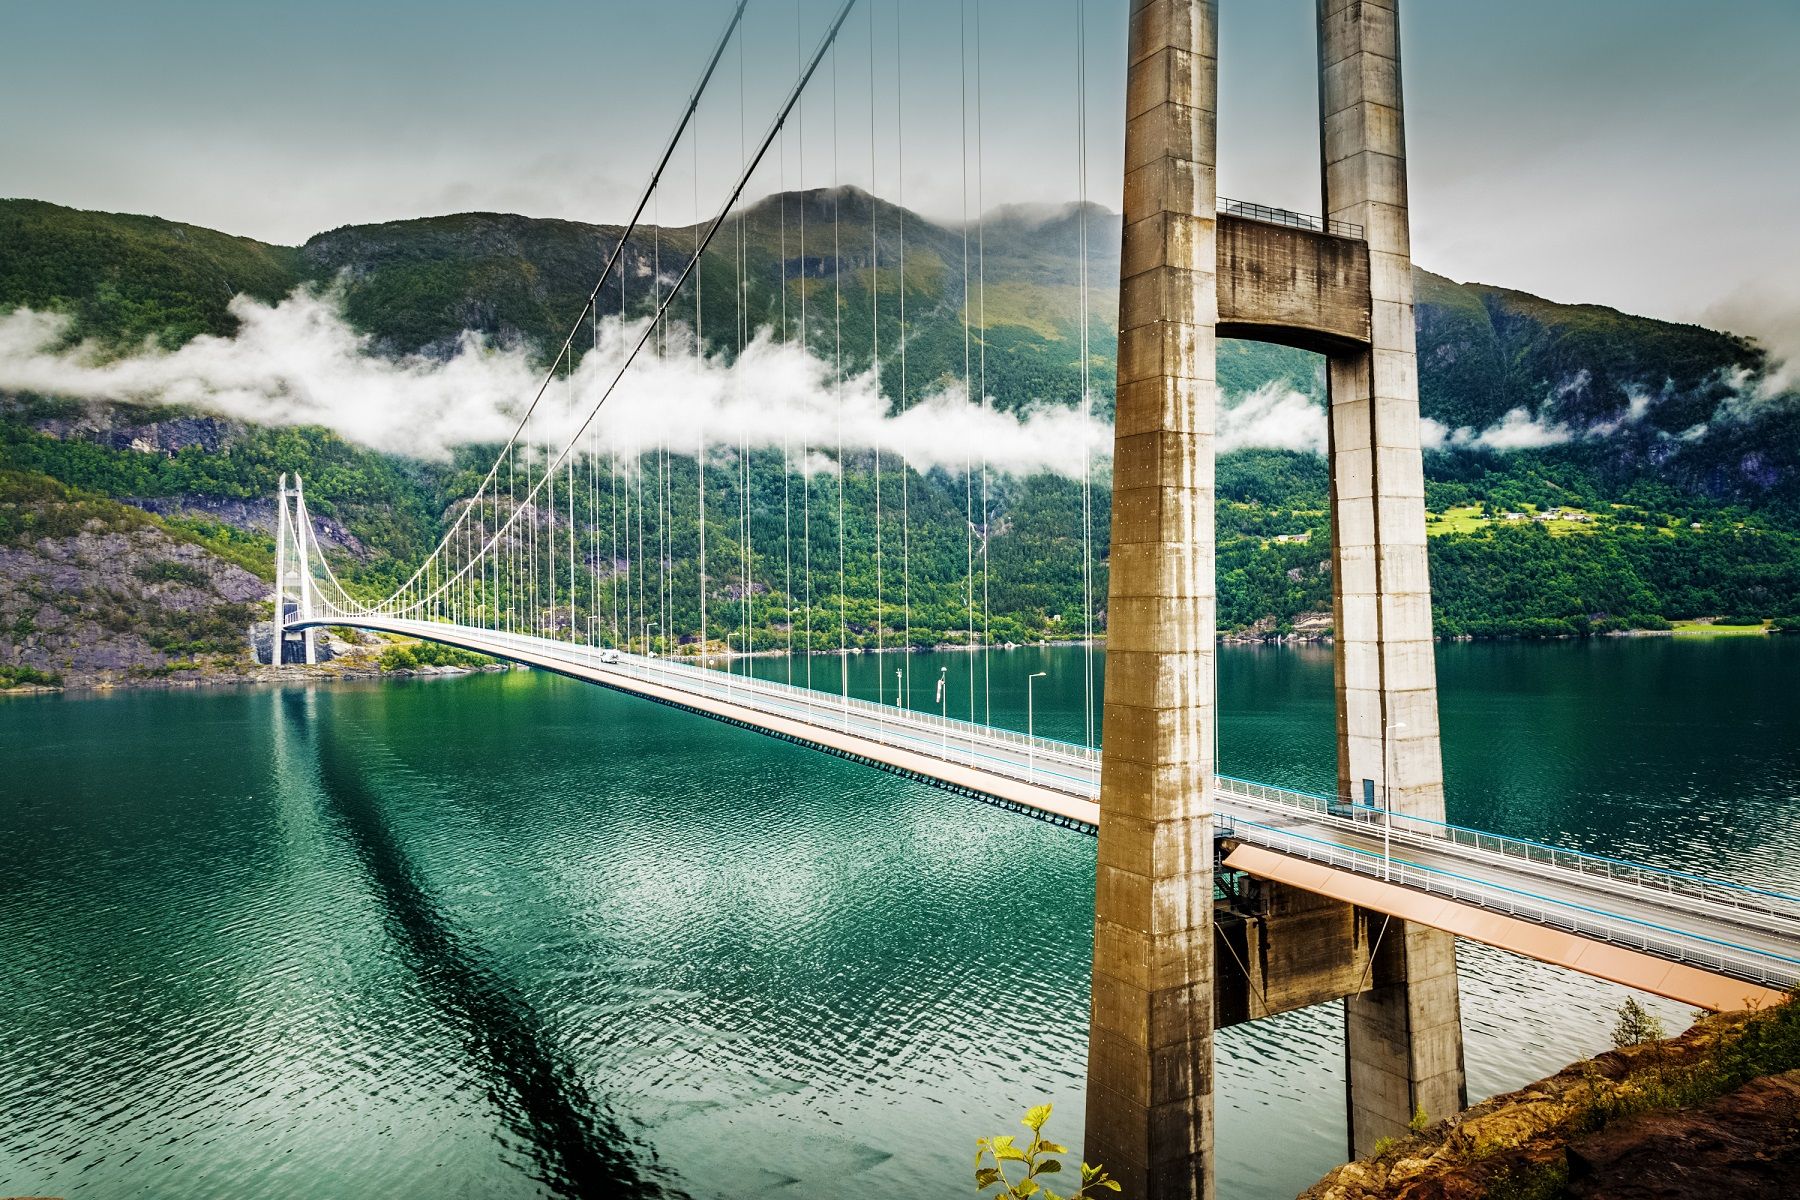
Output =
[
  {"x1": 976, "y1": 1104, "x2": 1117, "y2": 1200},
  {"x1": 1357, "y1": 993, "x2": 1800, "y2": 1200},
  {"x1": 1610, "y1": 998, "x2": 1666, "y2": 1049},
  {"x1": 1576, "y1": 991, "x2": 1800, "y2": 1135}
]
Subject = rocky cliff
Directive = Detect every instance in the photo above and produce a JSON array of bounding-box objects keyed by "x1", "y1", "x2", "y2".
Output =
[{"x1": 1302, "y1": 996, "x2": 1800, "y2": 1200}]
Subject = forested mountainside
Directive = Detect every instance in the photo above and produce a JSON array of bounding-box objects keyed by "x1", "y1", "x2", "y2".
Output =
[{"x1": 2, "y1": 191, "x2": 1798, "y2": 685}]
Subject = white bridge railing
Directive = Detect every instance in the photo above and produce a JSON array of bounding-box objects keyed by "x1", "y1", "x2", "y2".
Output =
[
  {"x1": 1217, "y1": 812, "x2": 1800, "y2": 990},
  {"x1": 296, "y1": 612, "x2": 1800, "y2": 990},
  {"x1": 1212, "y1": 775, "x2": 1800, "y2": 928}
]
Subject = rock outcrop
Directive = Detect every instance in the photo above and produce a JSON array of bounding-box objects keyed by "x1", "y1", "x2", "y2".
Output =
[{"x1": 1302, "y1": 1002, "x2": 1800, "y2": 1200}]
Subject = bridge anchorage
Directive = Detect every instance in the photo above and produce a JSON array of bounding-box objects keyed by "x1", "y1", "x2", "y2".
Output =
[{"x1": 266, "y1": 2, "x2": 1800, "y2": 1197}]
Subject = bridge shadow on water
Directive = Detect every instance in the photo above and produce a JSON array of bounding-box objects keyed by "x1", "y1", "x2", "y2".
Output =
[{"x1": 283, "y1": 692, "x2": 683, "y2": 1199}]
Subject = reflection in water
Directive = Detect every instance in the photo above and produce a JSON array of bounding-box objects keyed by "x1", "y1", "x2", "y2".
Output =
[
  {"x1": 288, "y1": 693, "x2": 675, "y2": 1199},
  {"x1": 2, "y1": 639, "x2": 1795, "y2": 1199}
]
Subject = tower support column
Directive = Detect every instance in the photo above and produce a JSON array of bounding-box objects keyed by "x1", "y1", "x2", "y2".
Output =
[
  {"x1": 274, "y1": 474, "x2": 290, "y2": 667},
  {"x1": 292, "y1": 474, "x2": 319, "y2": 665},
  {"x1": 1317, "y1": 0, "x2": 1466, "y2": 1155},
  {"x1": 1084, "y1": 2, "x2": 1220, "y2": 1196}
]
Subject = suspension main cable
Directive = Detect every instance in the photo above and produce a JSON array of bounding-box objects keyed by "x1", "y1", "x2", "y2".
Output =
[
  {"x1": 894, "y1": 0, "x2": 909, "y2": 707},
  {"x1": 396, "y1": 0, "x2": 861, "y2": 619},
  {"x1": 379, "y1": 0, "x2": 748, "y2": 613},
  {"x1": 1077, "y1": 0, "x2": 1096, "y2": 748},
  {"x1": 869, "y1": 0, "x2": 883, "y2": 705},
  {"x1": 976, "y1": 0, "x2": 990, "y2": 726}
]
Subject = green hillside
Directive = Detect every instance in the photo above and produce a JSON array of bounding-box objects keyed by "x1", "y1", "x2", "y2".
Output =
[
  {"x1": 0, "y1": 198, "x2": 302, "y2": 348},
  {"x1": 2, "y1": 193, "x2": 1798, "y2": 687}
]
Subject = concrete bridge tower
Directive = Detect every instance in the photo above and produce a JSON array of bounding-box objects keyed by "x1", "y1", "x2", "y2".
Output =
[{"x1": 1085, "y1": 2, "x2": 1464, "y2": 1194}]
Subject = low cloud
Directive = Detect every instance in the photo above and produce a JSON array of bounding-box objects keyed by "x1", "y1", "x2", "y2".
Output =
[
  {"x1": 1423, "y1": 380, "x2": 1669, "y2": 452},
  {"x1": 1217, "y1": 382, "x2": 1327, "y2": 455},
  {"x1": 0, "y1": 290, "x2": 1110, "y2": 479},
  {"x1": 1704, "y1": 289, "x2": 1800, "y2": 400},
  {"x1": 1422, "y1": 406, "x2": 1576, "y2": 452},
  {"x1": 9, "y1": 292, "x2": 1772, "y2": 477}
]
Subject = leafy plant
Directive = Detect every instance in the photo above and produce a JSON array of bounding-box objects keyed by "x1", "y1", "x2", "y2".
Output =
[
  {"x1": 1610, "y1": 998, "x2": 1665, "y2": 1049},
  {"x1": 975, "y1": 1104, "x2": 1117, "y2": 1199}
]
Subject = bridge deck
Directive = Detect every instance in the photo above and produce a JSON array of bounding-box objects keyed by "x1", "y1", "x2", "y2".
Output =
[
  {"x1": 1223, "y1": 844, "x2": 1786, "y2": 1012},
  {"x1": 297, "y1": 616, "x2": 1800, "y2": 1004}
]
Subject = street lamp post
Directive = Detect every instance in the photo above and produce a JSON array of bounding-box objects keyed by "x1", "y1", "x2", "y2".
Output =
[
  {"x1": 1027, "y1": 671, "x2": 1048, "y2": 782},
  {"x1": 1384, "y1": 718, "x2": 1408, "y2": 881},
  {"x1": 938, "y1": 666, "x2": 949, "y2": 758},
  {"x1": 895, "y1": 668, "x2": 903, "y2": 707}
]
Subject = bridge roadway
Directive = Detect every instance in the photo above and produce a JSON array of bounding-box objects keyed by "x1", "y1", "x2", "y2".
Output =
[{"x1": 297, "y1": 615, "x2": 1800, "y2": 1008}]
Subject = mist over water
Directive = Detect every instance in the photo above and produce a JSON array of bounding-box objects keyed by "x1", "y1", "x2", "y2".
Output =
[{"x1": 2, "y1": 638, "x2": 1796, "y2": 1198}]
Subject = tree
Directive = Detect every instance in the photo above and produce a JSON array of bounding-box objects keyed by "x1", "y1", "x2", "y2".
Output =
[{"x1": 1610, "y1": 997, "x2": 1665, "y2": 1049}]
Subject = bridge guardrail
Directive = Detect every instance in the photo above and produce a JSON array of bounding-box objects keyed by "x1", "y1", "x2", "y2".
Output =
[
  {"x1": 1212, "y1": 775, "x2": 1800, "y2": 928},
  {"x1": 1218, "y1": 196, "x2": 1365, "y2": 240},
  {"x1": 331, "y1": 616, "x2": 1800, "y2": 950},
  {"x1": 1219, "y1": 814, "x2": 1800, "y2": 990},
  {"x1": 402, "y1": 620, "x2": 1103, "y2": 788}
]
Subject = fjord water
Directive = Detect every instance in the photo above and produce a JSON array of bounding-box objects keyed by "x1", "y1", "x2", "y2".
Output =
[{"x1": 3, "y1": 639, "x2": 1798, "y2": 1199}]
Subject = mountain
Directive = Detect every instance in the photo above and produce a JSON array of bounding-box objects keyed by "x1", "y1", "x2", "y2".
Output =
[
  {"x1": 2, "y1": 193, "x2": 1798, "y2": 685},
  {"x1": 0, "y1": 198, "x2": 301, "y2": 349}
]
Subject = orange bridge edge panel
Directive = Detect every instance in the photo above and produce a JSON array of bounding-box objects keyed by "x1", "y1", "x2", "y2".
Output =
[{"x1": 1222, "y1": 843, "x2": 1787, "y2": 1013}]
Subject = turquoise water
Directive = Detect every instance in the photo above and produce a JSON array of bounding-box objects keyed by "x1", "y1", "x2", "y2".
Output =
[{"x1": 2, "y1": 639, "x2": 1797, "y2": 1198}]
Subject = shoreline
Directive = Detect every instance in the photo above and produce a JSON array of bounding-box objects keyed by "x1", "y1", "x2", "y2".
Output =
[{"x1": 7, "y1": 623, "x2": 1789, "y2": 698}]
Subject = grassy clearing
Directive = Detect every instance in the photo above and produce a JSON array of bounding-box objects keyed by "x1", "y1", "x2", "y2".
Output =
[
  {"x1": 1670, "y1": 619, "x2": 1770, "y2": 636},
  {"x1": 1426, "y1": 504, "x2": 1603, "y2": 538},
  {"x1": 1427, "y1": 505, "x2": 1489, "y2": 535}
]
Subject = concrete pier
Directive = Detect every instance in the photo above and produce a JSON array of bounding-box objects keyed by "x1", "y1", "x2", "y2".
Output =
[
  {"x1": 1317, "y1": 0, "x2": 1467, "y2": 1154},
  {"x1": 1084, "y1": 1, "x2": 1220, "y2": 1195},
  {"x1": 1083, "y1": 1, "x2": 1464, "y2": 1190}
]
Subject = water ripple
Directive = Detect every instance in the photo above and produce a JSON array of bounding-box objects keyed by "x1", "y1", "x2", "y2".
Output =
[{"x1": 2, "y1": 639, "x2": 1796, "y2": 1198}]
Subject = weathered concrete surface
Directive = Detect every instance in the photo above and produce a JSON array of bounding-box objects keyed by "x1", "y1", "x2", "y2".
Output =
[
  {"x1": 1215, "y1": 216, "x2": 1371, "y2": 354},
  {"x1": 1086, "y1": 0, "x2": 1466, "y2": 1186},
  {"x1": 1086, "y1": 1, "x2": 1220, "y2": 1196},
  {"x1": 1214, "y1": 880, "x2": 1376, "y2": 1028},
  {"x1": 1317, "y1": 0, "x2": 1467, "y2": 1155}
]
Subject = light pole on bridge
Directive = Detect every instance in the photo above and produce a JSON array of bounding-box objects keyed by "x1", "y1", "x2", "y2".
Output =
[
  {"x1": 937, "y1": 666, "x2": 948, "y2": 758},
  {"x1": 1384, "y1": 718, "x2": 1408, "y2": 881},
  {"x1": 1027, "y1": 671, "x2": 1048, "y2": 783}
]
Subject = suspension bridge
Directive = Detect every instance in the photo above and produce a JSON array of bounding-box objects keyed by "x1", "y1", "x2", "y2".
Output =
[{"x1": 266, "y1": 1, "x2": 1800, "y2": 1195}]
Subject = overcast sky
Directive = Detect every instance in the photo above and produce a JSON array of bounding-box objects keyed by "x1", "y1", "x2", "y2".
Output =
[{"x1": 4, "y1": 0, "x2": 1797, "y2": 354}]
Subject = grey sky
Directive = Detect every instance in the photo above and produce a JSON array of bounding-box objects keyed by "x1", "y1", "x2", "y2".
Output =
[{"x1": 3, "y1": 1, "x2": 1798, "y2": 351}]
